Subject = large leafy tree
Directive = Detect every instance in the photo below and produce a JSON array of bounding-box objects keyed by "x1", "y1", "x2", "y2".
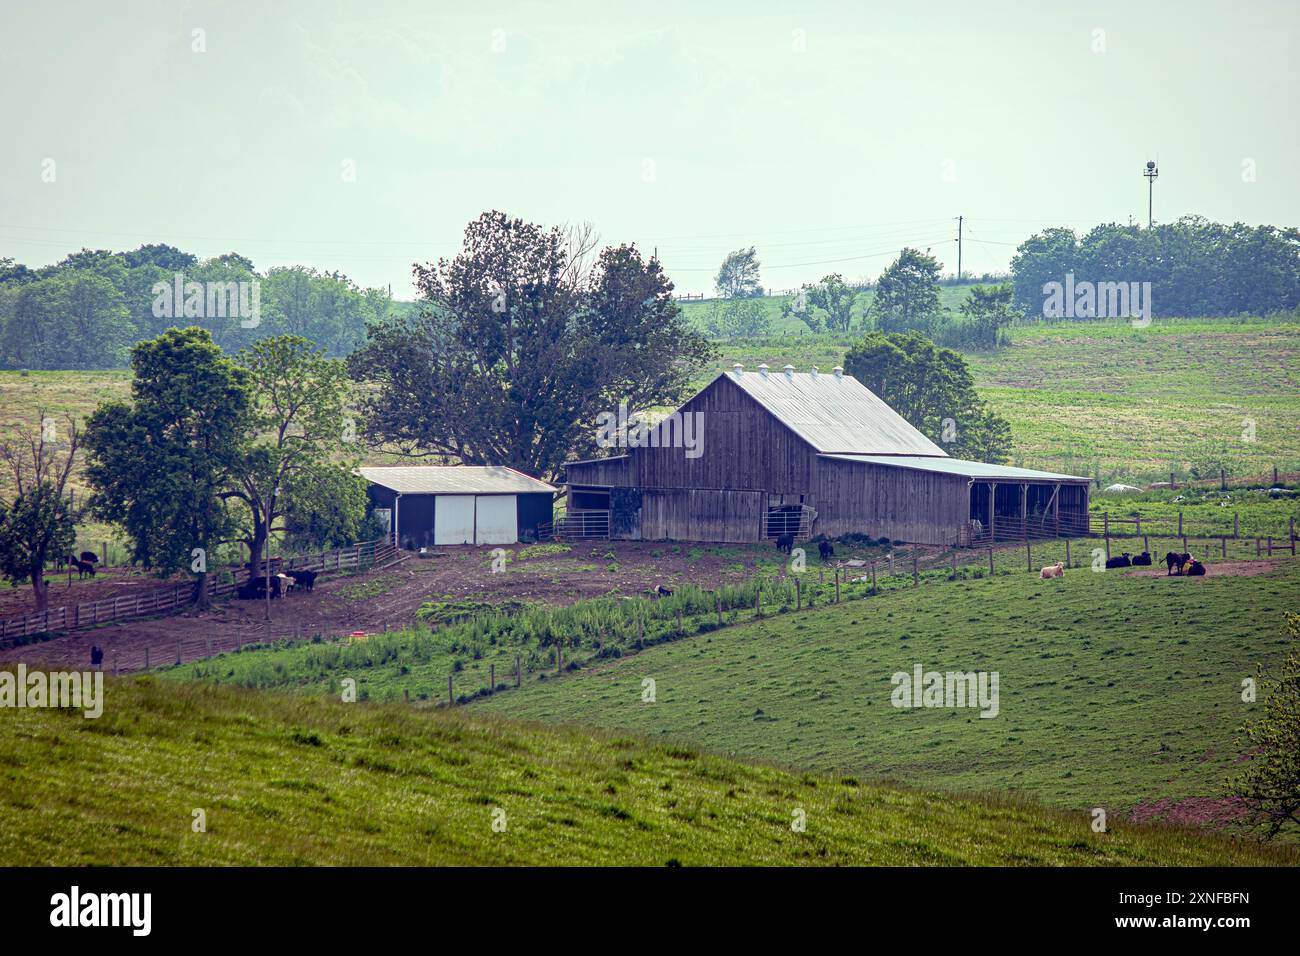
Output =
[
  {"x1": 784, "y1": 273, "x2": 858, "y2": 333},
  {"x1": 844, "y1": 330, "x2": 1012, "y2": 463},
  {"x1": 714, "y1": 246, "x2": 763, "y2": 299},
  {"x1": 950, "y1": 283, "x2": 1021, "y2": 350},
  {"x1": 348, "y1": 211, "x2": 713, "y2": 479},
  {"x1": 84, "y1": 328, "x2": 251, "y2": 607},
  {"x1": 0, "y1": 413, "x2": 79, "y2": 611},
  {"x1": 872, "y1": 249, "x2": 943, "y2": 335},
  {"x1": 226, "y1": 335, "x2": 363, "y2": 571}
]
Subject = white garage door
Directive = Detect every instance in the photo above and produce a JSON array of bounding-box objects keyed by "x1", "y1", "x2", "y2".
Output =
[
  {"x1": 474, "y1": 495, "x2": 517, "y2": 545},
  {"x1": 434, "y1": 495, "x2": 475, "y2": 545}
]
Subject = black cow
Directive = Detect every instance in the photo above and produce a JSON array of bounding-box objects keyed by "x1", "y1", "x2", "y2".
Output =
[
  {"x1": 68, "y1": 556, "x2": 96, "y2": 579},
  {"x1": 286, "y1": 569, "x2": 318, "y2": 592},
  {"x1": 237, "y1": 575, "x2": 282, "y2": 600},
  {"x1": 775, "y1": 534, "x2": 794, "y2": 554},
  {"x1": 1131, "y1": 551, "x2": 1152, "y2": 566},
  {"x1": 818, "y1": 540, "x2": 834, "y2": 562},
  {"x1": 1186, "y1": 559, "x2": 1206, "y2": 576},
  {"x1": 655, "y1": 584, "x2": 673, "y2": 597},
  {"x1": 79, "y1": 551, "x2": 99, "y2": 565},
  {"x1": 1164, "y1": 551, "x2": 1191, "y2": 575},
  {"x1": 1104, "y1": 552, "x2": 1131, "y2": 569}
]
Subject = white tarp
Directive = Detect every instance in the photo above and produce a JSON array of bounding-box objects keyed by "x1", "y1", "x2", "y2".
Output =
[
  {"x1": 434, "y1": 495, "x2": 475, "y2": 545},
  {"x1": 474, "y1": 495, "x2": 517, "y2": 545}
]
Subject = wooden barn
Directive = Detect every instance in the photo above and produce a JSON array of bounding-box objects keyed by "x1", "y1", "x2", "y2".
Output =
[
  {"x1": 561, "y1": 363, "x2": 1090, "y2": 546},
  {"x1": 360, "y1": 466, "x2": 556, "y2": 549}
]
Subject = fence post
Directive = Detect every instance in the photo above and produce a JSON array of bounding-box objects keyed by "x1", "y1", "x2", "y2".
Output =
[
  {"x1": 1104, "y1": 533, "x2": 1111, "y2": 560},
  {"x1": 1170, "y1": 471, "x2": 1176, "y2": 489},
  {"x1": 1143, "y1": 534, "x2": 1148, "y2": 554},
  {"x1": 1220, "y1": 469, "x2": 1227, "y2": 491},
  {"x1": 404, "y1": 688, "x2": 410, "y2": 703},
  {"x1": 795, "y1": 578, "x2": 801, "y2": 611},
  {"x1": 987, "y1": 549, "x2": 994, "y2": 575},
  {"x1": 1256, "y1": 538, "x2": 1261, "y2": 557},
  {"x1": 557, "y1": 643, "x2": 563, "y2": 673},
  {"x1": 516, "y1": 654, "x2": 522, "y2": 687},
  {"x1": 756, "y1": 587, "x2": 762, "y2": 618},
  {"x1": 716, "y1": 593, "x2": 723, "y2": 627},
  {"x1": 951, "y1": 550, "x2": 957, "y2": 576},
  {"x1": 1234, "y1": 513, "x2": 1239, "y2": 538},
  {"x1": 1135, "y1": 515, "x2": 1141, "y2": 536},
  {"x1": 835, "y1": 569, "x2": 840, "y2": 603},
  {"x1": 677, "y1": 607, "x2": 683, "y2": 634},
  {"x1": 1267, "y1": 537, "x2": 1273, "y2": 556},
  {"x1": 1065, "y1": 539, "x2": 1071, "y2": 568},
  {"x1": 1274, "y1": 465, "x2": 1279, "y2": 485},
  {"x1": 870, "y1": 562, "x2": 877, "y2": 593},
  {"x1": 1221, "y1": 536, "x2": 1227, "y2": 558},
  {"x1": 1182, "y1": 535, "x2": 1187, "y2": 553},
  {"x1": 448, "y1": 674, "x2": 453, "y2": 706},
  {"x1": 177, "y1": 641, "x2": 182, "y2": 665},
  {"x1": 1178, "y1": 512, "x2": 1183, "y2": 536},
  {"x1": 1025, "y1": 541, "x2": 1031, "y2": 572},
  {"x1": 912, "y1": 554, "x2": 918, "y2": 587},
  {"x1": 490, "y1": 663, "x2": 495, "y2": 693}
]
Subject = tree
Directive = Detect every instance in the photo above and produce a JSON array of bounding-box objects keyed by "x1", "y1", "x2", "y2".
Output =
[
  {"x1": 226, "y1": 335, "x2": 361, "y2": 575},
  {"x1": 348, "y1": 211, "x2": 713, "y2": 479},
  {"x1": 714, "y1": 247, "x2": 762, "y2": 299},
  {"x1": 123, "y1": 243, "x2": 197, "y2": 272},
  {"x1": 83, "y1": 328, "x2": 251, "y2": 607},
  {"x1": 951, "y1": 283, "x2": 1020, "y2": 350},
  {"x1": 704, "y1": 298, "x2": 771, "y2": 338},
  {"x1": 843, "y1": 330, "x2": 1012, "y2": 463},
  {"x1": 872, "y1": 249, "x2": 943, "y2": 335},
  {"x1": 785, "y1": 273, "x2": 858, "y2": 333},
  {"x1": 1228, "y1": 612, "x2": 1300, "y2": 838},
  {"x1": 0, "y1": 414, "x2": 79, "y2": 611}
]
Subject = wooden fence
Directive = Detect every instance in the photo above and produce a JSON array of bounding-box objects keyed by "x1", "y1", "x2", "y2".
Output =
[{"x1": 0, "y1": 537, "x2": 400, "y2": 644}]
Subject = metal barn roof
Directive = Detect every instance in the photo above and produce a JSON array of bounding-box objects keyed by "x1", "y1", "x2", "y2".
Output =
[
  {"x1": 721, "y1": 367, "x2": 948, "y2": 456},
  {"x1": 358, "y1": 466, "x2": 557, "y2": 495},
  {"x1": 822, "y1": 454, "x2": 1089, "y2": 482}
]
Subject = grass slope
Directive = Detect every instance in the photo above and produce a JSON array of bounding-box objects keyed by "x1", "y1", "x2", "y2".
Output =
[
  {"x1": 478, "y1": 561, "x2": 1300, "y2": 815},
  {"x1": 0, "y1": 675, "x2": 1290, "y2": 866}
]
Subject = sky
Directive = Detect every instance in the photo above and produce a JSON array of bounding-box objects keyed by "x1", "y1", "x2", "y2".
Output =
[{"x1": 2, "y1": 0, "x2": 1297, "y2": 297}]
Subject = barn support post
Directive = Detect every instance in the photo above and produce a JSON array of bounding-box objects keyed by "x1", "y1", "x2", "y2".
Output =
[
  {"x1": 988, "y1": 482, "x2": 996, "y2": 542},
  {"x1": 1020, "y1": 483, "x2": 1028, "y2": 540}
]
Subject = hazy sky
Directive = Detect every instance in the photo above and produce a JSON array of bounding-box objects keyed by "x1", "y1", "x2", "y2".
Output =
[{"x1": 2, "y1": 0, "x2": 1296, "y2": 297}]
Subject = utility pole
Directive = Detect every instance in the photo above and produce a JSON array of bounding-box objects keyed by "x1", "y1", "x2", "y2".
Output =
[
  {"x1": 1144, "y1": 161, "x2": 1158, "y2": 228},
  {"x1": 956, "y1": 215, "x2": 963, "y2": 281}
]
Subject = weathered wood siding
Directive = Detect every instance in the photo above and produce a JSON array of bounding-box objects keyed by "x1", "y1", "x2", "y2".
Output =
[
  {"x1": 813, "y1": 457, "x2": 969, "y2": 543},
  {"x1": 640, "y1": 489, "x2": 764, "y2": 542},
  {"x1": 564, "y1": 456, "x2": 631, "y2": 486}
]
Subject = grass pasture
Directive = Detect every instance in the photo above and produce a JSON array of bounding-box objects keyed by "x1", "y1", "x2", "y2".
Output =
[
  {"x1": 477, "y1": 559, "x2": 1300, "y2": 818},
  {"x1": 1, "y1": 674, "x2": 1291, "y2": 866}
]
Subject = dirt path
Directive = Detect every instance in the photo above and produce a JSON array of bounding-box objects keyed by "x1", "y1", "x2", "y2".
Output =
[{"x1": 1127, "y1": 558, "x2": 1288, "y2": 578}]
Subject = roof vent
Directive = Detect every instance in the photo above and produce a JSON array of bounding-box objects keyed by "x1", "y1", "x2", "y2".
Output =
[
  {"x1": 832, "y1": 366, "x2": 844, "y2": 380},
  {"x1": 783, "y1": 364, "x2": 795, "y2": 380},
  {"x1": 809, "y1": 366, "x2": 819, "y2": 379},
  {"x1": 732, "y1": 362, "x2": 744, "y2": 376},
  {"x1": 758, "y1": 363, "x2": 769, "y2": 378}
]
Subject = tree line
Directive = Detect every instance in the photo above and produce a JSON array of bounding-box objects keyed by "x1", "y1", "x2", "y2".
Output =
[{"x1": 0, "y1": 245, "x2": 398, "y2": 369}]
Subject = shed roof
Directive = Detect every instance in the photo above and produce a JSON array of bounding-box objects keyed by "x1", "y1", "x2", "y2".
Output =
[
  {"x1": 358, "y1": 466, "x2": 557, "y2": 495},
  {"x1": 721, "y1": 368, "x2": 947, "y2": 456},
  {"x1": 822, "y1": 454, "x2": 1090, "y2": 482}
]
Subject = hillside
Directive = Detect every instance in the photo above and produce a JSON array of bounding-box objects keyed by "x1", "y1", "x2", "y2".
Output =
[
  {"x1": 0, "y1": 674, "x2": 1290, "y2": 866},
  {"x1": 476, "y1": 560, "x2": 1300, "y2": 817}
]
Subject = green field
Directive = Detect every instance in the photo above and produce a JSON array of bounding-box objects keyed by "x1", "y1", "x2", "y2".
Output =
[
  {"x1": 1, "y1": 674, "x2": 1291, "y2": 865},
  {"x1": 475, "y1": 561, "x2": 1299, "y2": 816}
]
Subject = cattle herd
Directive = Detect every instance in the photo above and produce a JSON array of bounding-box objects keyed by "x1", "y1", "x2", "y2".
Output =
[{"x1": 236, "y1": 567, "x2": 318, "y2": 600}]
